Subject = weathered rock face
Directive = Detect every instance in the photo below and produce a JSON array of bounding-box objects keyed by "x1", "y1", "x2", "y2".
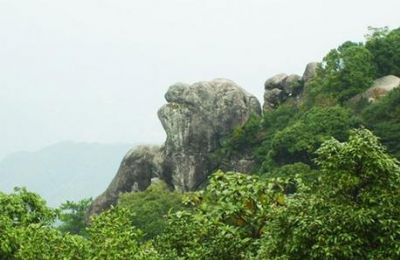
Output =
[
  {"x1": 263, "y1": 73, "x2": 301, "y2": 111},
  {"x1": 158, "y1": 79, "x2": 261, "y2": 191},
  {"x1": 87, "y1": 145, "x2": 163, "y2": 217},
  {"x1": 351, "y1": 75, "x2": 400, "y2": 103}
]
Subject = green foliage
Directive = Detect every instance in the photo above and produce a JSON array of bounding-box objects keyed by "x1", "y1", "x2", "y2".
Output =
[
  {"x1": 258, "y1": 129, "x2": 400, "y2": 259},
  {"x1": 11, "y1": 225, "x2": 88, "y2": 260},
  {"x1": 58, "y1": 198, "x2": 92, "y2": 236},
  {"x1": 155, "y1": 171, "x2": 290, "y2": 259},
  {"x1": 221, "y1": 114, "x2": 263, "y2": 155},
  {"x1": 156, "y1": 209, "x2": 247, "y2": 259},
  {"x1": 255, "y1": 104, "x2": 299, "y2": 163},
  {"x1": 87, "y1": 207, "x2": 150, "y2": 259},
  {"x1": 217, "y1": 104, "x2": 362, "y2": 175},
  {"x1": 306, "y1": 41, "x2": 376, "y2": 104},
  {"x1": 0, "y1": 188, "x2": 160, "y2": 259},
  {"x1": 268, "y1": 162, "x2": 312, "y2": 178},
  {"x1": 216, "y1": 104, "x2": 299, "y2": 173},
  {"x1": 0, "y1": 187, "x2": 56, "y2": 259},
  {"x1": 0, "y1": 188, "x2": 86, "y2": 259},
  {"x1": 366, "y1": 26, "x2": 400, "y2": 77},
  {"x1": 362, "y1": 88, "x2": 400, "y2": 159},
  {"x1": 0, "y1": 187, "x2": 56, "y2": 227},
  {"x1": 85, "y1": 206, "x2": 160, "y2": 259},
  {"x1": 268, "y1": 106, "x2": 360, "y2": 167},
  {"x1": 118, "y1": 181, "x2": 186, "y2": 241}
]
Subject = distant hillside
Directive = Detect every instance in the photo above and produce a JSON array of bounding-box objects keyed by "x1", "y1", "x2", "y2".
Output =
[{"x1": 0, "y1": 142, "x2": 133, "y2": 207}]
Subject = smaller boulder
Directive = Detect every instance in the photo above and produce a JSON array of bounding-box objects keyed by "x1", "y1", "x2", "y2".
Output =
[
  {"x1": 263, "y1": 73, "x2": 301, "y2": 111},
  {"x1": 351, "y1": 75, "x2": 400, "y2": 103},
  {"x1": 87, "y1": 145, "x2": 163, "y2": 218}
]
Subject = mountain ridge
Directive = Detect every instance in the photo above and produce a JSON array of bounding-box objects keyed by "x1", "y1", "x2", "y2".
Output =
[{"x1": 0, "y1": 141, "x2": 135, "y2": 207}]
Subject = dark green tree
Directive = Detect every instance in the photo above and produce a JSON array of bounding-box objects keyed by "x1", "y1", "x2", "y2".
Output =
[
  {"x1": 366, "y1": 27, "x2": 400, "y2": 77},
  {"x1": 58, "y1": 198, "x2": 92, "y2": 236}
]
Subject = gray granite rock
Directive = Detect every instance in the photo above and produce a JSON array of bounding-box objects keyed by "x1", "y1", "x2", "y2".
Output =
[{"x1": 158, "y1": 78, "x2": 261, "y2": 191}]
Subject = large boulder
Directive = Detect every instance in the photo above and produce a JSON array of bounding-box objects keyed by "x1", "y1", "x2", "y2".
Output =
[
  {"x1": 351, "y1": 75, "x2": 400, "y2": 103},
  {"x1": 87, "y1": 145, "x2": 163, "y2": 217},
  {"x1": 158, "y1": 78, "x2": 261, "y2": 191}
]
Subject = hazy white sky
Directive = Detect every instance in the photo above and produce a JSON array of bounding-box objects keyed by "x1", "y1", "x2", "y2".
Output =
[{"x1": 0, "y1": 0, "x2": 399, "y2": 159}]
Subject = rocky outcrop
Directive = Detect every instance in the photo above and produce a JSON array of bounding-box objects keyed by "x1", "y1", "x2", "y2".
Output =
[
  {"x1": 263, "y1": 73, "x2": 301, "y2": 111},
  {"x1": 88, "y1": 79, "x2": 261, "y2": 216},
  {"x1": 87, "y1": 145, "x2": 163, "y2": 217},
  {"x1": 158, "y1": 79, "x2": 261, "y2": 191},
  {"x1": 351, "y1": 75, "x2": 400, "y2": 103},
  {"x1": 263, "y1": 62, "x2": 319, "y2": 111}
]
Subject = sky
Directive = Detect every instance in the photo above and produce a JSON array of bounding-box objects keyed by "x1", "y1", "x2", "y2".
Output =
[{"x1": 0, "y1": 0, "x2": 399, "y2": 160}]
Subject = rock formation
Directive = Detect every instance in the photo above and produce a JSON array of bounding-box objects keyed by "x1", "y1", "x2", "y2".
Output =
[
  {"x1": 87, "y1": 145, "x2": 163, "y2": 217},
  {"x1": 158, "y1": 79, "x2": 261, "y2": 191},
  {"x1": 263, "y1": 62, "x2": 319, "y2": 111},
  {"x1": 88, "y1": 79, "x2": 261, "y2": 216},
  {"x1": 263, "y1": 73, "x2": 302, "y2": 111}
]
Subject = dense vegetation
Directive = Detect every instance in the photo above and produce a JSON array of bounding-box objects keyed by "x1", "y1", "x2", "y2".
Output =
[{"x1": 1, "y1": 27, "x2": 400, "y2": 259}]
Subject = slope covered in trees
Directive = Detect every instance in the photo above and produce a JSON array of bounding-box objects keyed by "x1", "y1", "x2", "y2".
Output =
[{"x1": 218, "y1": 26, "x2": 400, "y2": 175}]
